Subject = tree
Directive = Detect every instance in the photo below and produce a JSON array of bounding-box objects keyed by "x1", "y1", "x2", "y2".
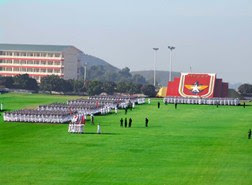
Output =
[
  {"x1": 132, "y1": 74, "x2": 146, "y2": 84},
  {"x1": 118, "y1": 67, "x2": 132, "y2": 80},
  {"x1": 40, "y1": 75, "x2": 73, "y2": 92},
  {"x1": 141, "y1": 84, "x2": 156, "y2": 97},
  {"x1": 0, "y1": 76, "x2": 14, "y2": 88},
  {"x1": 13, "y1": 74, "x2": 38, "y2": 91},
  {"x1": 238, "y1": 84, "x2": 252, "y2": 95},
  {"x1": 102, "y1": 81, "x2": 116, "y2": 95},
  {"x1": 87, "y1": 81, "x2": 103, "y2": 95}
]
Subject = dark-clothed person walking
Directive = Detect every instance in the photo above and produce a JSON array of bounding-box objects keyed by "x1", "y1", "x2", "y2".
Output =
[
  {"x1": 175, "y1": 103, "x2": 177, "y2": 109},
  {"x1": 243, "y1": 102, "x2": 246, "y2": 108},
  {"x1": 124, "y1": 118, "x2": 127, "y2": 128},
  {"x1": 248, "y1": 129, "x2": 251, "y2": 139},
  {"x1": 158, "y1": 102, "x2": 160, "y2": 109},
  {"x1": 145, "y1": 117, "x2": 149, "y2": 127},
  {"x1": 120, "y1": 118, "x2": 123, "y2": 127},
  {"x1": 125, "y1": 108, "x2": 128, "y2": 115},
  {"x1": 129, "y1": 118, "x2": 132, "y2": 128}
]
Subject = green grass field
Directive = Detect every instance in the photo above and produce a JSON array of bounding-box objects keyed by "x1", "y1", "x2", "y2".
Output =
[{"x1": 0, "y1": 93, "x2": 251, "y2": 185}]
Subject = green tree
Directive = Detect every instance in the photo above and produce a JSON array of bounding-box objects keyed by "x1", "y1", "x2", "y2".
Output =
[
  {"x1": 141, "y1": 84, "x2": 156, "y2": 97},
  {"x1": 87, "y1": 81, "x2": 103, "y2": 95},
  {"x1": 238, "y1": 84, "x2": 252, "y2": 95},
  {"x1": 102, "y1": 81, "x2": 116, "y2": 95},
  {"x1": 13, "y1": 74, "x2": 38, "y2": 91},
  {"x1": 132, "y1": 74, "x2": 146, "y2": 84},
  {"x1": 0, "y1": 76, "x2": 14, "y2": 88}
]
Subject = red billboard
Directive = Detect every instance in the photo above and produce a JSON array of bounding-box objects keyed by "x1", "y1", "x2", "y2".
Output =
[{"x1": 166, "y1": 73, "x2": 228, "y2": 98}]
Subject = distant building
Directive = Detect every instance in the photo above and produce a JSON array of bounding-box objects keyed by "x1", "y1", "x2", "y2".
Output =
[
  {"x1": 0, "y1": 44, "x2": 84, "y2": 82},
  {"x1": 166, "y1": 73, "x2": 228, "y2": 98}
]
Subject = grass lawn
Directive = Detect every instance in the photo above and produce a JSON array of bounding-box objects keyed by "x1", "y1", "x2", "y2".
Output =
[{"x1": 0, "y1": 93, "x2": 251, "y2": 185}]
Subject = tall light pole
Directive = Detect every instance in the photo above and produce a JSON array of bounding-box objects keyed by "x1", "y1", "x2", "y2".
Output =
[
  {"x1": 153, "y1": 48, "x2": 159, "y2": 87},
  {"x1": 168, "y1": 46, "x2": 175, "y2": 82}
]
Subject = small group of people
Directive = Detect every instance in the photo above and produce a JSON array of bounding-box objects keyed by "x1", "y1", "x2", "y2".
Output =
[
  {"x1": 120, "y1": 117, "x2": 149, "y2": 128},
  {"x1": 120, "y1": 118, "x2": 132, "y2": 128}
]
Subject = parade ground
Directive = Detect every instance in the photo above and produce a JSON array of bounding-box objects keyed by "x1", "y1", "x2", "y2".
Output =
[{"x1": 0, "y1": 93, "x2": 252, "y2": 185}]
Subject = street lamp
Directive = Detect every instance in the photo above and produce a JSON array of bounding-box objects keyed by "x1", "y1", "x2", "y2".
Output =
[
  {"x1": 168, "y1": 46, "x2": 175, "y2": 82},
  {"x1": 153, "y1": 48, "x2": 159, "y2": 86}
]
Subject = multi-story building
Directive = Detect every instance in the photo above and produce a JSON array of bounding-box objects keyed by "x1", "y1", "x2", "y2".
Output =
[{"x1": 0, "y1": 44, "x2": 83, "y2": 82}]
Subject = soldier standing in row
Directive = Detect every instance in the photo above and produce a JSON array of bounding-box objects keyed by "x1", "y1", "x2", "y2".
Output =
[
  {"x1": 129, "y1": 118, "x2": 132, "y2": 128},
  {"x1": 125, "y1": 107, "x2": 128, "y2": 115},
  {"x1": 248, "y1": 129, "x2": 251, "y2": 139},
  {"x1": 120, "y1": 118, "x2": 123, "y2": 127},
  {"x1": 91, "y1": 114, "x2": 94, "y2": 124},
  {"x1": 124, "y1": 118, "x2": 127, "y2": 128},
  {"x1": 175, "y1": 103, "x2": 178, "y2": 109},
  {"x1": 145, "y1": 117, "x2": 149, "y2": 127},
  {"x1": 158, "y1": 101, "x2": 160, "y2": 109}
]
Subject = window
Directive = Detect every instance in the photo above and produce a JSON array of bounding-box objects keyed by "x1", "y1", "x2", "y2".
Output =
[
  {"x1": 48, "y1": 53, "x2": 53, "y2": 57},
  {"x1": 13, "y1": 68, "x2": 20, "y2": 72},
  {"x1": 34, "y1": 68, "x2": 40, "y2": 72},
  {"x1": 21, "y1": 60, "x2": 26, "y2": 65},
  {"x1": 47, "y1": 69, "x2": 53, "y2": 73},
  {"x1": 40, "y1": 69, "x2": 46, "y2": 73},
  {"x1": 55, "y1": 53, "x2": 60, "y2": 57},
  {"x1": 48, "y1": 61, "x2": 53, "y2": 65},
  {"x1": 0, "y1": 51, "x2": 3, "y2": 55},
  {"x1": 6, "y1": 60, "x2": 12, "y2": 64},
  {"x1": 28, "y1": 53, "x2": 33, "y2": 57},
  {"x1": 7, "y1": 52, "x2": 13, "y2": 56},
  {"x1": 54, "y1": 61, "x2": 60, "y2": 65},
  {"x1": 41, "y1": 53, "x2": 47, "y2": 57},
  {"x1": 34, "y1": 60, "x2": 40, "y2": 65},
  {"x1": 35, "y1": 53, "x2": 40, "y2": 57},
  {"x1": 5, "y1": 67, "x2": 12, "y2": 71},
  {"x1": 21, "y1": 68, "x2": 27, "y2": 72},
  {"x1": 14, "y1": 60, "x2": 19, "y2": 64},
  {"x1": 14, "y1": 52, "x2": 19, "y2": 56},
  {"x1": 27, "y1": 60, "x2": 34, "y2": 65},
  {"x1": 54, "y1": 69, "x2": 60, "y2": 73},
  {"x1": 41, "y1": 61, "x2": 46, "y2": 65},
  {"x1": 27, "y1": 68, "x2": 33, "y2": 72},
  {"x1": 21, "y1": 52, "x2": 27, "y2": 56}
]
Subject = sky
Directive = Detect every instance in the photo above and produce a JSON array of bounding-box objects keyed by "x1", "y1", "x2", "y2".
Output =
[{"x1": 0, "y1": 0, "x2": 251, "y2": 83}]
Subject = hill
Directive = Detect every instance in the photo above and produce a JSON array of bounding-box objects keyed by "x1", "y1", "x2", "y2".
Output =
[
  {"x1": 81, "y1": 54, "x2": 119, "y2": 72},
  {"x1": 132, "y1": 70, "x2": 181, "y2": 86}
]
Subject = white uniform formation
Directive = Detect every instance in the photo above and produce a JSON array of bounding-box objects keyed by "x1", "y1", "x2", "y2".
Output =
[
  {"x1": 3, "y1": 95, "x2": 145, "y2": 124},
  {"x1": 164, "y1": 97, "x2": 240, "y2": 106},
  {"x1": 3, "y1": 110, "x2": 76, "y2": 123}
]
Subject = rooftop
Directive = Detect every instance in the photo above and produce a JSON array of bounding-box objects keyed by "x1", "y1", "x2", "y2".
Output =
[{"x1": 0, "y1": 43, "x2": 74, "y2": 52}]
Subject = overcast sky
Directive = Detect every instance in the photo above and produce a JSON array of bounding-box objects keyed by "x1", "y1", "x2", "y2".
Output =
[{"x1": 0, "y1": 0, "x2": 251, "y2": 83}]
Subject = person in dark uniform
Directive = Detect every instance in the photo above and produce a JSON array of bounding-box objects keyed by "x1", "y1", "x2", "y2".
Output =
[
  {"x1": 243, "y1": 102, "x2": 246, "y2": 108},
  {"x1": 120, "y1": 118, "x2": 123, "y2": 127},
  {"x1": 158, "y1": 101, "x2": 160, "y2": 109},
  {"x1": 91, "y1": 114, "x2": 94, "y2": 124},
  {"x1": 145, "y1": 117, "x2": 149, "y2": 127},
  {"x1": 175, "y1": 103, "x2": 177, "y2": 109},
  {"x1": 125, "y1": 107, "x2": 128, "y2": 115},
  {"x1": 129, "y1": 118, "x2": 132, "y2": 128},
  {"x1": 248, "y1": 129, "x2": 251, "y2": 139},
  {"x1": 165, "y1": 100, "x2": 167, "y2": 105},
  {"x1": 124, "y1": 118, "x2": 127, "y2": 128},
  {"x1": 216, "y1": 102, "x2": 219, "y2": 108}
]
